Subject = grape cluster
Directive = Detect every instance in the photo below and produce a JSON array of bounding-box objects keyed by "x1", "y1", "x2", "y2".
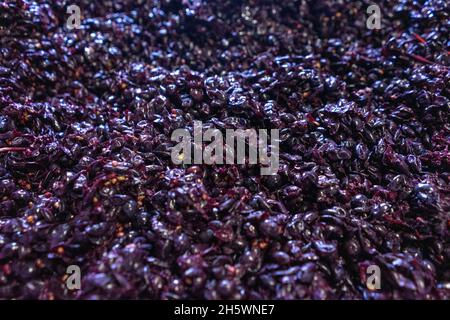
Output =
[{"x1": 0, "y1": 0, "x2": 448, "y2": 299}]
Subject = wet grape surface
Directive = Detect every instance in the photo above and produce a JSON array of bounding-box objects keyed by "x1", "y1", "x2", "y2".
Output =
[{"x1": 0, "y1": 0, "x2": 449, "y2": 299}]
